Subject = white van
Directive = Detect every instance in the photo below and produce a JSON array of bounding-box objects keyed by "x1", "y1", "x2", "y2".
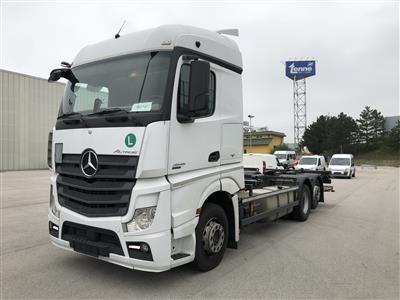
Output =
[
  {"x1": 328, "y1": 154, "x2": 355, "y2": 179},
  {"x1": 273, "y1": 150, "x2": 296, "y2": 168},
  {"x1": 295, "y1": 155, "x2": 326, "y2": 171},
  {"x1": 243, "y1": 153, "x2": 284, "y2": 173}
]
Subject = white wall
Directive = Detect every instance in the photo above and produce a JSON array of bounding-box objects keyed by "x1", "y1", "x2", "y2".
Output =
[{"x1": 1, "y1": 69, "x2": 65, "y2": 170}]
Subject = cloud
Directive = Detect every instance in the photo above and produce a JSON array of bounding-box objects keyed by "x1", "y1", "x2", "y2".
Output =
[{"x1": 2, "y1": 2, "x2": 398, "y2": 142}]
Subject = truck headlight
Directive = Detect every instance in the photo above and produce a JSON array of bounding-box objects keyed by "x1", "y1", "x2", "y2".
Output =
[
  {"x1": 49, "y1": 187, "x2": 60, "y2": 218},
  {"x1": 127, "y1": 206, "x2": 157, "y2": 231}
]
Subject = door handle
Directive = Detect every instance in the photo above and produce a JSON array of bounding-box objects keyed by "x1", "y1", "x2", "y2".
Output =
[{"x1": 208, "y1": 151, "x2": 220, "y2": 162}]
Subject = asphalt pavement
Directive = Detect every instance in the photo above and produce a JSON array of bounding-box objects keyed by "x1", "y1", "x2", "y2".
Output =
[{"x1": 1, "y1": 167, "x2": 399, "y2": 299}]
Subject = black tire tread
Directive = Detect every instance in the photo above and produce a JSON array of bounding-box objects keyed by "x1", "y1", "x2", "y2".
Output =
[
  {"x1": 193, "y1": 203, "x2": 228, "y2": 272},
  {"x1": 289, "y1": 184, "x2": 311, "y2": 222}
]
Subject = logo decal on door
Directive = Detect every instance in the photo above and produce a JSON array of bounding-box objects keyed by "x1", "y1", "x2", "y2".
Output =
[{"x1": 125, "y1": 133, "x2": 136, "y2": 148}]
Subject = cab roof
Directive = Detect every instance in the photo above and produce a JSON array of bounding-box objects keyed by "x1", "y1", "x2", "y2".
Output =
[{"x1": 72, "y1": 24, "x2": 242, "y2": 69}]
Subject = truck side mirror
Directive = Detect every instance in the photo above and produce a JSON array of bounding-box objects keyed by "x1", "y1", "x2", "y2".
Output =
[
  {"x1": 178, "y1": 60, "x2": 210, "y2": 123},
  {"x1": 48, "y1": 68, "x2": 77, "y2": 84}
]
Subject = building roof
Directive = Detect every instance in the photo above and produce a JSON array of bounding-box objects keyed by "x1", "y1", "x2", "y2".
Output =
[
  {"x1": 244, "y1": 130, "x2": 286, "y2": 137},
  {"x1": 73, "y1": 24, "x2": 242, "y2": 69}
]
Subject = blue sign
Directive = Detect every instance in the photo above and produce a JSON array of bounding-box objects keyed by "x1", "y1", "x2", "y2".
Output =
[{"x1": 285, "y1": 60, "x2": 316, "y2": 80}]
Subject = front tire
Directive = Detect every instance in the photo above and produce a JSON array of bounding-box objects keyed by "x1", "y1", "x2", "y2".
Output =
[
  {"x1": 193, "y1": 203, "x2": 228, "y2": 272},
  {"x1": 289, "y1": 184, "x2": 311, "y2": 221}
]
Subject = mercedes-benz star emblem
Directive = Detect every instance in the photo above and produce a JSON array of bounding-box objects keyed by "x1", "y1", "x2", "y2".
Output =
[{"x1": 80, "y1": 150, "x2": 98, "y2": 178}]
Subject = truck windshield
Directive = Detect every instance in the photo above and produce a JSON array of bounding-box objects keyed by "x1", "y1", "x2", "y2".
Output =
[
  {"x1": 330, "y1": 158, "x2": 350, "y2": 166},
  {"x1": 59, "y1": 51, "x2": 171, "y2": 117},
  {"x1": 299, "y1": 157, "x2": 317, "y2": 165},
  {"x1": 275, "y1": 154, "x2": 286, "y2": 160}
]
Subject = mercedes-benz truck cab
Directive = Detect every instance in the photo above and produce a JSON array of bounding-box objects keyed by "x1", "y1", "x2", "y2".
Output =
[{"x1": 48, "y1": 25, "x2": 244, "y2": 272}]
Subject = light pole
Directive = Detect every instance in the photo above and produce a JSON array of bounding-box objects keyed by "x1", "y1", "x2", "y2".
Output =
[{"x1": 248, "y1": 115, "x2": 255, "y2": 153}]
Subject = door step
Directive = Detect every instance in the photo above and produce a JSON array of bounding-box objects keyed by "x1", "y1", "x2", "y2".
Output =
[{"x1": 171, "y1": 253, "x2": 190, "y2": 260}]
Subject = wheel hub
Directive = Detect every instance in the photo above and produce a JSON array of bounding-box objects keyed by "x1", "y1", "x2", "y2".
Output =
[{"x1": 202, "y1": 219, "x2": 225, "y2": 255}]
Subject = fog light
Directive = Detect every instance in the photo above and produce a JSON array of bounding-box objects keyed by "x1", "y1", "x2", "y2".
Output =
[
  {"x1": 49, "y1": 187, "x2": 60, "y2": 218},
  {"x1": 49, "y1": 221, "x2": 59, "y2": 238},
  {"x1": 126, "y1": 206, "x2": 156, "y2": 231},
  {"x1": 126, "y1": 242, "x2": 153, "y2": 261},
  {"x1": 141, "y1": 243, "x2": 150, "y2": 253}
]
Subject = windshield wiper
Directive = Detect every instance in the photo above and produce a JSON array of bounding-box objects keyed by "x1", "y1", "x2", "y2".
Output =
[
  {"x1": 58, "y1": 112, "x2": 82, "y2": 119},
  {"x1": 58, "y1": 112, "x2": 85, "y2": 125},
  {"x1": 87, "y1": 108, "x2": 128, "y2": 116}
]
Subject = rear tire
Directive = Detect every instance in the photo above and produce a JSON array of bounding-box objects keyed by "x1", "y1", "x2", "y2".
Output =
[
  {"x1": 193, "y1": 203, "x2": 229, "y2": 272},
  {"x1": 311, "y1": 183, "x2": 322, "y2": 209},
  {"x1": 289, "y1": 184, "x2": 311, "y2": 221}
]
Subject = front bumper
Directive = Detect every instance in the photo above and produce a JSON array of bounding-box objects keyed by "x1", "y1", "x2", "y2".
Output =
[
  {"x1": 49, "y1": 215, "x2": 172, "y2": 272},
  {"x1": 48, "y1": 175, "x2": 174, "y2": 272},
  {"x1": 330, "y1": 170, "x2": 349, "y2": 177}
]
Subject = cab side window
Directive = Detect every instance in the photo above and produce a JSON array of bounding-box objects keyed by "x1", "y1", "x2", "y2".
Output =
[{"x1": 177, "y1": 63, "x2": 216, "y2": 119}]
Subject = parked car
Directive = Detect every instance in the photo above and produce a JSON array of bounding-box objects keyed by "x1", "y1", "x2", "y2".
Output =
[
  {"x1": 295, "y1": 155, "x2": 327, "y2": 171},
  {"x1": 273, "y1": 150, "x2": 296, "y2": 168},
  {"x1": 243, "y1": 153, "x2": 284, "y2": 173},
  {"x1": 328, "y1": 154, "x2": 355, "y2": 179}
]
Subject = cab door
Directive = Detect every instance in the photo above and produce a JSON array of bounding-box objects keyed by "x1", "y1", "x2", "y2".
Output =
[{"x1": 168, "y1": 59, "x2": 220, "y2": 174}]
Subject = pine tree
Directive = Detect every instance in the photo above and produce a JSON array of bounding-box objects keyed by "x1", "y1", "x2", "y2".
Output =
[
  {"x1": 370, "y1": 109, "x2": 385, "y2": 142},
  {"x1": 357, "y1": 106, "x2": 374, "y2": 145}
]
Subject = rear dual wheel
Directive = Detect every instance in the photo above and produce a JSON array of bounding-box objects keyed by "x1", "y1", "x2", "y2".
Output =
[
  {"x1": 289, "y1": 184, "x2": 311, "y2": 221},
  {"x1": 312, "y1": 183, "x2": 322, "y2": 209}
]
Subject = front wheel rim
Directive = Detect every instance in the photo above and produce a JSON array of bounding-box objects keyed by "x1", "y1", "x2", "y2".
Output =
[{"x1": 202, "y1": 218, "x2": 225, "y2": 255}]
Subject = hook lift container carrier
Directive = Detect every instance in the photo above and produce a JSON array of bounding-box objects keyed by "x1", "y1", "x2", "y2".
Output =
[{"x1": 47, "y1": 25, "x2": 333, "y2": 272}]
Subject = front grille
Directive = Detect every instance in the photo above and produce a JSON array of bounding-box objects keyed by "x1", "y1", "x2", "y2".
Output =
[
  {"x1": 62, "y1": 221, "x2": 124, "y2": 257},
  {"x1": 56, "y1": 154, "x2": 137, "y2": 217}
]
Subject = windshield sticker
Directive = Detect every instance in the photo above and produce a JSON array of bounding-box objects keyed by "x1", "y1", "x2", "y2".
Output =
[
  {"x1": 131, "y1": 102, "x2": 152, "y2": 112},
  {"x1": 125, "y1": 133, "x2": 136, "y2": 148}
]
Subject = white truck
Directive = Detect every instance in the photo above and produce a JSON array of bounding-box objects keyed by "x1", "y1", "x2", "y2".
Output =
[
  {"x1": 47, "y1": 25, "x2": 331, "y2": 272},
  {"x1": 273, "y1": 150, "x2": 296, "y2": 169}
]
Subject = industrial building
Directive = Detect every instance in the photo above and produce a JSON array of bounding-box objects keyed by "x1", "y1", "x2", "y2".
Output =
[
  {"x1": 1, "y1": 69, "x2": 65, "y2": 170},
  {"x1": 243, "y1": 130, "x2": 286, "y2": 154},
  {"x1": 384, "y1": 116, "x2": 400, "y2": 131}
]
